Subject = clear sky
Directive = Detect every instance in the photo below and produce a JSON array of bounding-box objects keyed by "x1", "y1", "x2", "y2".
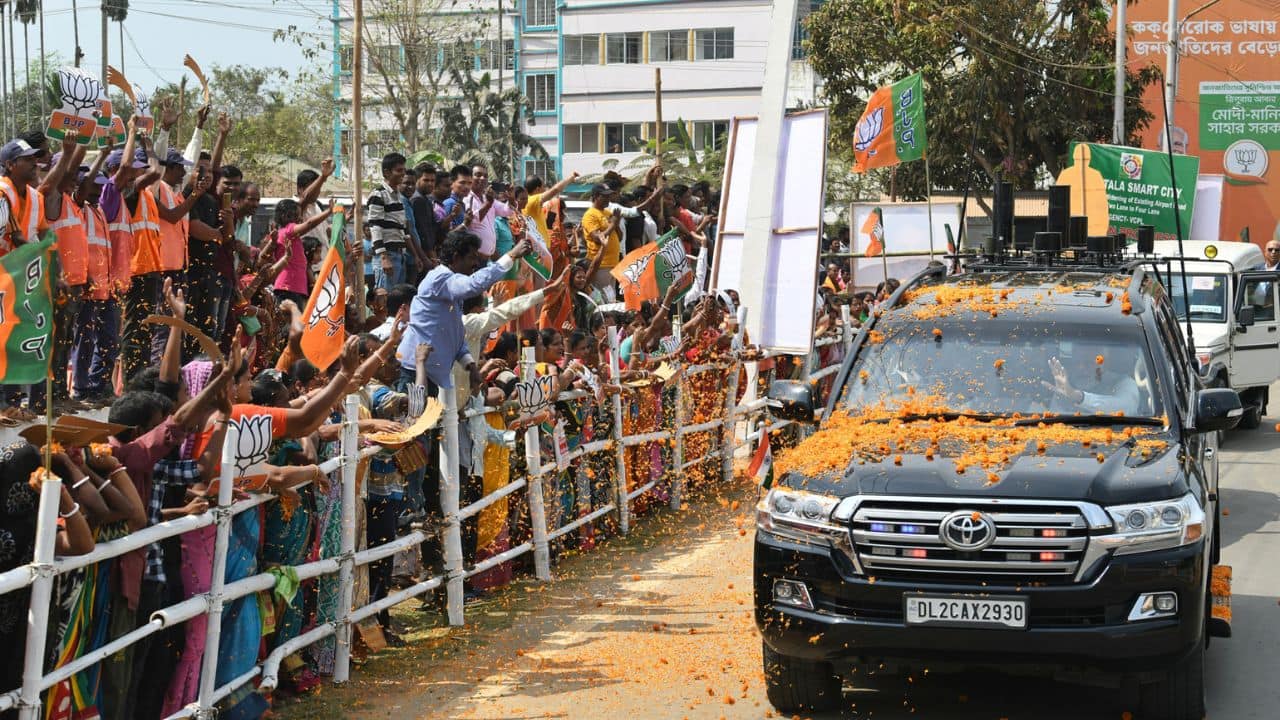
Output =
[{"x1": 13, "y1": 0, "x2": 331, "y2": 90}]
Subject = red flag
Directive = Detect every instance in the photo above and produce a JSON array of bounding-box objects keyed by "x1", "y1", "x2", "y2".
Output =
[{"x1": 747, "y1": 430, "x2": 772, "y2": 484}]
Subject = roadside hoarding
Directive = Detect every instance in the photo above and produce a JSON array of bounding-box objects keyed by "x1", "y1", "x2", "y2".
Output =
[
  {"x1": 1123, "y1": 3, "x2": 1280, "y2": 245},
  {"x1": 1056, "y1": 142, "x2": 1200, "y2": 241}
]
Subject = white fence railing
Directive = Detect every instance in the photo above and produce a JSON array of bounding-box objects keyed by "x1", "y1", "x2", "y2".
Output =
[{"x1": 0, "y1": 316, "x2": 857, "y2": 719}]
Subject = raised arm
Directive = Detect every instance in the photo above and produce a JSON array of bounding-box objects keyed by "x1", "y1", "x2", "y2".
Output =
[
  {"x1": 282, "y1": 337, "x2": 361, "y2": 437},
  {"x1": 300, "y1": 159, "x2": 334, "y2": 208},
  {"x1": 159, "y1": 278, "x2": 187, "y2": 386},
  {"x1": 210, "y1": 112, "x2": 232, "y2": 173},
  {"x1": 539, "y1": 171, "x2": 581, "y2": 203}
]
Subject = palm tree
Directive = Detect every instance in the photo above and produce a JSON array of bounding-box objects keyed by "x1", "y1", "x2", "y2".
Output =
[
  {"x1": 435, "y1": 68, "x2": 549, "y2": 182},
  {"x1": 15, "y1": 0, "x2": 33, "y2": 124}
]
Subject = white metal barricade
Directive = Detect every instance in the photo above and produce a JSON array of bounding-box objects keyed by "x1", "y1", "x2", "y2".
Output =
[{"x1": 0, "y1": 323, "x2": 858, "y2": 718}]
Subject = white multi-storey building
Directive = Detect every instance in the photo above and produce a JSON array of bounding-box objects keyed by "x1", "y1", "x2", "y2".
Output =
[{"x1": 333, "y1": 0, "x2": 823, "y2": 181}]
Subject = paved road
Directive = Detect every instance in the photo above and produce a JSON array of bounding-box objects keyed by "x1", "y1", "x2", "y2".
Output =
[{"x1": 310, "y1": 411, "x2": 1280, "y2": 720}]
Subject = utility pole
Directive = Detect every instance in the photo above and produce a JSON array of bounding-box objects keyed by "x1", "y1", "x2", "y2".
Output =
[
  {"x1": 100, "y1": 10, "x2": 107, "y2": 82},
  {"x1": 72, "y1": 0, "x2": 80, "y2": 67},
  {"x1": 352, "y1": 0, "x2": 366, "y2": 319},
  {"x1": 1164, "y1": 0, "x2": 1178, "y2": 136},
  {"x1": 1113, "y1": 0, "x2": 1126, "y2": 143}
]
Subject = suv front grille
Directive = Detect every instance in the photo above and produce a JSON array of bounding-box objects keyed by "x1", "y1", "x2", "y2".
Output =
[{"x1": 850, "y1": 500, "x2": 1090, "y2": 585}]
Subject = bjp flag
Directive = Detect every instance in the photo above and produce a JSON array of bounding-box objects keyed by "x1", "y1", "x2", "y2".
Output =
[
  {"x1": 861, "y1": 207, "x2": 885, "y2": 258},
  {"x1": 611, "y1": 230, "x2": 690, "y2": 311},
  {"x1": 300, "y1": 207, "x2": 347, "y2": 369},
  {"x1": 0, "y1": 233, "x2": 55, "y2": 383},
  {"x1": 852, "y1": 73, "x2": 927, "y2": 173}
]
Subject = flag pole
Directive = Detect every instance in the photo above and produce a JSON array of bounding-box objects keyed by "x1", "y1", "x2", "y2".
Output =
[{"x1": 924, "y1": 154, "x2": 935, "y2": 260}]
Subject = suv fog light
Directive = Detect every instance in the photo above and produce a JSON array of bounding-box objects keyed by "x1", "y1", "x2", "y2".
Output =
[
  {"x1": 773, "y1": 580, "x2": 814, "y2": 611},
  {"x1": 1128, "y1": 592, "x2": 1178, "y2": 621}
]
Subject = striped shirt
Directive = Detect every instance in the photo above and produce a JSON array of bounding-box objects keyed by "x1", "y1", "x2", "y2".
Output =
[{"x1": 367, "y1": 182, "x2": 407, "y2": 256}]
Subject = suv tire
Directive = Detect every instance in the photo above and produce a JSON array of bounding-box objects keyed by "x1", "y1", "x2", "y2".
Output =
[
  {"x1": 763, "y1": 641, "x2": 843, "y2": 713},
  {"x1": 1138, "y1": 644, "x2": 1205, "y2": 720}
]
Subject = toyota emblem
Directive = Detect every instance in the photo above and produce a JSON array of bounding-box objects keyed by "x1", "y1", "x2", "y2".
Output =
[{"x1": 939, "y1": 511, "x2": 997, "y2": 551}]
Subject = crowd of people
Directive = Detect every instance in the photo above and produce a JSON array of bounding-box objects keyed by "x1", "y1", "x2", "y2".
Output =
[{"x1": 0, "y1": 101, "x2": 868, "y2": 720}]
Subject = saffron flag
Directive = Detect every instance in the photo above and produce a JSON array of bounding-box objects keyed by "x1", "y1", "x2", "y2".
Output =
[
  {"x1": 0, "y1": 233, "x2": 55, "y2": 384},
  {"x1": 852, "y1": 72, "x2": 927, "y2": 173},
  {"x1": 862, "y1": 207, "x2": 885, "y2": 257},
  {"x1": 300, "y1": 207, "x2": 347, "y2": 369},
  {"x1": 747, "y1": 429, "x2": 772, "y2": 485},
  {"x1": 611, "y1": 230, "x2": 691, "y2": 311}
]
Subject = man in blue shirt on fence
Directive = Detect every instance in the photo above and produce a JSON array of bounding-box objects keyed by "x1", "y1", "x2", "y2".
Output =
[{"x1": 397, "y1": 228, "x2": 531, "y2": 392}]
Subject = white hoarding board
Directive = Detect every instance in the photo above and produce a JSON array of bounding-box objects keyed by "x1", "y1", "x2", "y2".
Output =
[
  {"x1": 850, "y1": 202, "x2": 962, "y2": 289},
  {"x1": 1190, "y1": 174, "x2": 1224, "y2": 241},
  {"x1": 713, "y1": 110, "x2": 828, "y2": 353}
]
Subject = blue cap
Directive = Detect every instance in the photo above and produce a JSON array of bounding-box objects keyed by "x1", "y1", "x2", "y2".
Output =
[
  {"x1": 162, "y1": 147, "x2": 193, "y2": 167},
  {"x1": 105, "y1": 148, "x2": 147, "y2": 169},
  {"x1": 0, "y1": 139, "x2": 41, "y2": 165}
]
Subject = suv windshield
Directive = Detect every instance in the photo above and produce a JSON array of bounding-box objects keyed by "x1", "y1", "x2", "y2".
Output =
[
  {"x1": 1167, "y1": 273, "x2": 1228, "y2": 323},
  {"x1": 842, "y1": 320, "x2": 1163, "y2": 418}
]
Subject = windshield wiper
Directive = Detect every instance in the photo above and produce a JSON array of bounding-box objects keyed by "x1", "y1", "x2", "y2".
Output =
[
  {"x1": 1014, "y1": 414, "x2": 1165, "y2": 427},
  {"x1": 868, "y1": 411, "x2": 1012, "y2": 424}
]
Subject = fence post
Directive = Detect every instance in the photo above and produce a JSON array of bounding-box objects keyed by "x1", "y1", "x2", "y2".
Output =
[
  {"x1": 670, "y1": 313, "x2": 685, "y2": 511},
  {"x1": 607, "y1": 327, "x2": 630, "y2": 534},
  {"x1": 440, "y1": 387, "x2": 467, "y2": 625},
  {"x1": 196, "y1": 424, "x2": 239, "y2": 719},
  {"x1": 333, "y1": 394, "x2": 360, "y2": 683},
  {"x1": 721, "y1": 307, "x2": 746, "y2": 484},
  {"x1": 17, "y1": 476, "x2": 62, "y2": 720},
  {"x1": 520, "y1": 347, "x2": 552, "y2": 581},
  {"x1": 841, "y1": 305, "x2": 853, "y2": 355}
]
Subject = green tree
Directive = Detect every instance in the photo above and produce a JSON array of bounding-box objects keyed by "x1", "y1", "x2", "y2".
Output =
[
  {"x1": 805, "y1": 0, "x2": 1160, "y2": 205},
  {"x1": 434, "y1": 68, "x2": 548, "y2": 182},
  {"x1": 359, "y1": 0, "x2": 491, "y2": 153}
]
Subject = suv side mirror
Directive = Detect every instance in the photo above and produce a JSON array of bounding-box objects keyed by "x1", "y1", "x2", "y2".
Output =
[
  {"x1": 1237, "y1": 305, "x2": 1255, "y2": 328},
  {"x1": 1195, "y1": 388, "x2": 1244, "y2": 433},
  {"x1": 768, "y1": 380, "x2": 816, "y2": 424}
]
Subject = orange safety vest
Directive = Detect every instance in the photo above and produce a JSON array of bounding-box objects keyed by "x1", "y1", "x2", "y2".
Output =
[
  {"x1": 129, "y1": 189, "x2": 163, "y2": 276},
  {"x1": 50, "y1": 192, "x2": 89, "y2": 287},
  {"x1": 84, "y1": 203, "x2": 112, "y2": 301},
  {"x1": 0, "y1": 176, "x2": 48, "y2": 256},
  {"x1": 153, "y1": 182, "x2": 188, "y2": 272},
  {"x1": 106, "y1": 202, "x2": 134, "y2": 295}
]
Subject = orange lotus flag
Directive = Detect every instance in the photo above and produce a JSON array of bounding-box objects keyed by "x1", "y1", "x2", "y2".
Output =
[
  {"x1": 852, "y1": 73, "x2": 927, "y2": 173},
  {"x1": 862, "y1": 207, "x2": 885, "y2": 257},
  {"x1": 300, "y1": 207, "x2": 347, "y2": 369}
]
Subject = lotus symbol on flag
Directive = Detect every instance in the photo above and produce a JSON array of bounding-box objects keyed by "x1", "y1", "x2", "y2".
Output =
[
  {"x1": 620, "y1": 251, "x2": 655, "y2": 286},
  {"x1": 854, "y1": 107, "x2": 884, "y2": 153},
  {"x1": 230, "y1": 414, "x2": 274, "y2": 479},
  {"x1": 514, "y1": 375, "x2": 557, "y2": 415},
  {"x1": 56, "y1": 69, "x2": 99, "y2": 115},
  {"x1": 308, "y1": 263, "x2": 344, "y2": 336},
  {"x1": 132, "y1": 84, "x2": 151, "y2": 118},
  {"x1": 657, "y1": 239, "x2": 688, "y2": 281}
]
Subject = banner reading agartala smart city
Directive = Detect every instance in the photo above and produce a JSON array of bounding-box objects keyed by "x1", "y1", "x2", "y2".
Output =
[
  {"x1": 1123, "y1": 2, "x2": 1280, "y2": 245},
  {"x1": 1057, "y1": 143, "x2": 1200, "y2": 241}
]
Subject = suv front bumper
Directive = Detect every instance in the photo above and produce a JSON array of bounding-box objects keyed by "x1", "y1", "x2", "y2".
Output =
[{"x1": 755, "y1": 530, "x2": 1207, "y2": 674}]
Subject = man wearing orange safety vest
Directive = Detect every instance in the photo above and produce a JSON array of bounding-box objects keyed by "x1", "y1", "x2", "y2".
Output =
[
  {"x1": 117, "y1": 134, "x2": 167, "y2": 381},
  {"x1": 0, "y1": 138, "x2": 48, "y2": 257},
  {"x1": 40, "y1": 140, "x2": 99, "y2": 408},
  {"x1": 1, "y1": 132, "x2": 78, "y2": 414},
  {"x1": 72, "y1": 160, "x2": 121, "y2": 404}
]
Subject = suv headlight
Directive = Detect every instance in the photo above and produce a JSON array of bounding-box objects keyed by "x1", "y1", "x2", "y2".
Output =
[
  {"x1": 1101, "y1": 493, "x2": 1205, "y2": 556},
  {"x1": 756, "y1": 488, "x2": 844, "y2": 546}
]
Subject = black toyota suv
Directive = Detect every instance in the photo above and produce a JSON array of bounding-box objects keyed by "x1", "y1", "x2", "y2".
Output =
[{"x1": 755, "y1": 253, "x2": 1241, "y2": 720}]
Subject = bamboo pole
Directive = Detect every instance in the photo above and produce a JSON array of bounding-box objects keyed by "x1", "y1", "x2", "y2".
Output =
[
  {"x1": 520, "y1": 347, "x2": 552, "y2": 580},
  {"x1": 654, "y1": 68, "x2": 662, "y2": 166},
  {"x1": 332, "y1": 394, "x2": 359, "y2": 682}
]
